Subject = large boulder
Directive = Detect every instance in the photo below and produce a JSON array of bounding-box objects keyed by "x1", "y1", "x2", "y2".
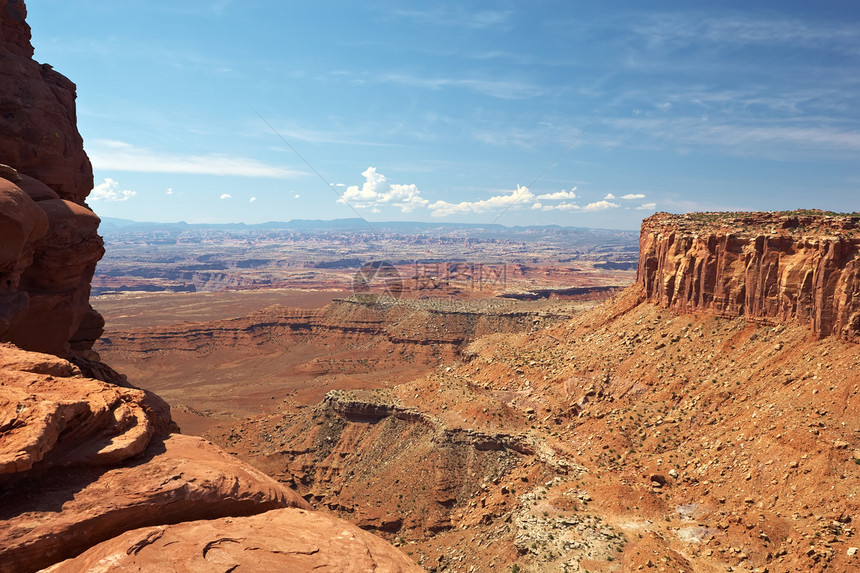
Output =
[{"x1": 44, "y1": 508, "x2": 423, "y2": 573}]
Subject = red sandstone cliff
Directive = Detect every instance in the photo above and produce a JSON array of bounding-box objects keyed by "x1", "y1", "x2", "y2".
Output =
[
  {"x1": 0, "y1": 0, "x2": 92, "y2": 202},
  {"x1": 638, "y1": 211, "x2": 860, "y2": 341},
  {"x1": 0, "y1": 0, "x2": 103, "y2": 356}
]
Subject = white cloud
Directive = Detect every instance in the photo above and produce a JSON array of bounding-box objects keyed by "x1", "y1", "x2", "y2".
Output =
[
  {"x1": 539, "y1": 202, "x2": 581, "y2": 211},
  {"x1": 537, "y1": 188, "x2": 577, "y2": 200},
  {"x1": 621, "y1": 193, "x2": 646, "y2": 200},
  {"x1": 90, "y1": 178, "x2": 136, "y2": 202},
  {"x1": 294, "y1": 193, "x2": 301, "y2": 199},
  {"x1": 429, "y1": 185, "x2": 535, "y2": 217},
  {"x1": 583, "y1": 200, "x2": 620, "y2": 212},
  {"x1": 220, "y1": 193, "x2": 232, "y2": 199},
  {"x1": 88, "y1": 139, "x2": 303, "y2": 179},
  {"x1": 604, "y1": 193, "x2": 616, "y2": 200},
  {"x1": 249, "y1": 196, "x2": 257, "y2": 202},
  {"x1": 636, "y1": 202, "x2": 658, "y2": 210},
  {"x1": 531, "y1": 202, "x2": 543, "y2": 210},
  {"x1": 166, "y1": 187, "x2": 173, "y2": 195},
  {"x1": 340, "y1": 167, "x2": 430, "y2": 212}
]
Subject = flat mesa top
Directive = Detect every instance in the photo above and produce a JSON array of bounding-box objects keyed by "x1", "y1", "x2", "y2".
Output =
[{"x1": 642, "y1": 210, "x2": 860, "y2": 238}]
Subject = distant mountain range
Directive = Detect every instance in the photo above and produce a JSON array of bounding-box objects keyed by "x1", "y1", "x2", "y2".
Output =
[{"x1": 99, "y1": 217, "x2": 638, "y2": 243}]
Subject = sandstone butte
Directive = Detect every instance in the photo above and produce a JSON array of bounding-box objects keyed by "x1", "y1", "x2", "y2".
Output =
[
  {"x1": 639, "y1": 211, "x2": 860, "y2": 341},
  {"x1": 0, "y1": 2, "x2": 421, "y2": 571}
]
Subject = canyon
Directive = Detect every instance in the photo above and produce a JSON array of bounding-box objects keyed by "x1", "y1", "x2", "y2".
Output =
[
  {"x1": 1, "y1": 0, "x2": 858, "y2": 571},
  {"x1": 94, "y1": 214, "x2": 860, "y2": 572}
]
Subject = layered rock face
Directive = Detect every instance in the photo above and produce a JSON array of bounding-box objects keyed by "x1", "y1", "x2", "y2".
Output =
[
  {"x1": 0, "y1": 0, "x2": 104, "y2": 356},
  {"x1": 638, "y1": 211, "x2": 860, "y2": 340}
]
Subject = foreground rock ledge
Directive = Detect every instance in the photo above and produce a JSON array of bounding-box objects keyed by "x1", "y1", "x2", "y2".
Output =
[
  {"x1": 0, "y1": 343, "x2": 421, "y2": 572},
  {"x1": 43, "y1": 508, "x2": 423, "y2": 573}
]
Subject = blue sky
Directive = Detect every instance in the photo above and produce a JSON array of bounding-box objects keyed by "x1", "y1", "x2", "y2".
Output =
[{"x1": 27, "y1": 1, "x2": 860, "y2": 230}]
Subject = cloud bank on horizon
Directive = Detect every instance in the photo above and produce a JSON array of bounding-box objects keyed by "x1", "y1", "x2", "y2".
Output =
[
  {"x1": 338, "y1": 168, "x2": 649, "y2": 218},
  {"x1": 26, "y1": 1, "x2": 859, "y2": 229}
]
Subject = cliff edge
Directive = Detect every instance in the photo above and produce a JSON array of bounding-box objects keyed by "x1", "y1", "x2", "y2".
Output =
[
  {"x1": 638, "y1": 211, "x2": 860, "y2": 341},
  {"x1": 0, "y1": 0, "x2": 103, "y2": 357}
]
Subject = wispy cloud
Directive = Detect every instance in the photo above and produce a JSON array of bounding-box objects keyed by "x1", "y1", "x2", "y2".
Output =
[
  {"x1": 633, "y1": 13, "x2": 860, "y2": 56},
  {"x1": 90, "y1": 178, "x2": 136, "y2": 202},
  {"x1": 220, "y1": 193, "x2": 232, "y2": 199},
  {"x1": 392, "y1": 7, "x2": 512, "y2": 30},
  {"x1": 601, "y1": 117, "x2": 860, "y2": 159},
  {"x1": 264, "y1": 124, "x2": 396, "y2": 147},
  {"x1": 378, "y1": 73, "x2": 544, "y2": 99},
  {"x1": 89, "y1": 139, "x2": 304, "y2": 178}
]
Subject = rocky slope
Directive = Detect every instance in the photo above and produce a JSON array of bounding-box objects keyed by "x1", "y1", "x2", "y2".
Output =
[
  {"x1": 0, "y1": 0, "x2": 103, "y2": 357},
  {"x1": 216, "y1": 284, "x2": 860, "y2": 572},
  {"x1": 203, "y1": 213, "x2": 860, "y2": 572},
  {"x1": 45, "y1": 508, "x2": 421, "y2": 572},
  {"x1": 638, "y1": 211, "x2": 860, "y2": 341}
]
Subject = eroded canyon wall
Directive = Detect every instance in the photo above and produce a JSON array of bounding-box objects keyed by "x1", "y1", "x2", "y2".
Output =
[
  {"x1": 638, "y1": 211, "x2": 860, "y2": 341},
  {"x1": 0, "y1": 0, "x2": 103, "y2": 356}
]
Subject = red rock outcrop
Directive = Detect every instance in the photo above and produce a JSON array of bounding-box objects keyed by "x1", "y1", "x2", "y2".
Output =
[
  {"x1": 0, "y1": 0, "x2": 104, "y2": 357},
  {"x1": 0, "y1": 0, "x2": 93, "y2": 203},
  {"x1": 0, "y1": 344, "x2": 312, "y2": 572},
  {"x1": 638, "y1": 211, "x2": 860, "y2": 340},
  {"x1": 45, "y1": 508, "x2": 423, "y2": 573}
]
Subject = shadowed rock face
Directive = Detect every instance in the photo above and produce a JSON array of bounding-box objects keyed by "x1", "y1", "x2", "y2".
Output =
[
  {"x1": 0, "y1": 0, "x2": 104, "y2": 356},
  {"x1": 0, "y1": 0, "x2": 93, "y2": 203},
  {"x1": 638, "y1": 211, "x2": 860, "y2": 341}
]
